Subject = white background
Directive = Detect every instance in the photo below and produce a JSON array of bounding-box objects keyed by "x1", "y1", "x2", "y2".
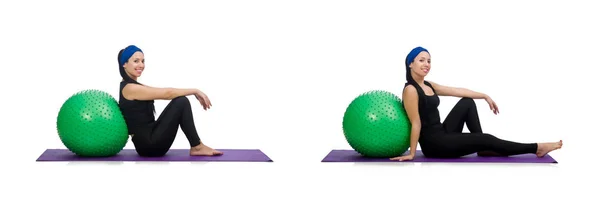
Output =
[{"x1": 1, "y1": 0, "x2": 598, "y2": 196}]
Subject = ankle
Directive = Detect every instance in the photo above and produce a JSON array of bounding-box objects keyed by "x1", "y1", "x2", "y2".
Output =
[{"x1": 192, "y1": 143, "x2": 205, "y2": 150}]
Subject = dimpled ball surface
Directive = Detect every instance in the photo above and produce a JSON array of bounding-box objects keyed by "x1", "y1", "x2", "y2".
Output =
[
  {"x1": 342, "y1": 90, "x2": 411, "y2": 158},
  {"x1": 56, "y1": 89, "x2": 129, "y2": 157}
]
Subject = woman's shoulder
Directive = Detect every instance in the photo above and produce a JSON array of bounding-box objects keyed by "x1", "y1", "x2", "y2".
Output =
[
  {"x1": 403, "y1": 83, "x2": 418, "y2": 95},
  {"x1": 403, "y1": 83, "x2": 417, "y2": 90}
]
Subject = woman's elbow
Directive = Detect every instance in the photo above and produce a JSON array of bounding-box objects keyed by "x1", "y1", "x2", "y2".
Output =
[
  {"x1": 162, "y1": 88, "x2": 177, "y2": 100},
  {"x1": 410, "y1": 122, "x2": 421, "y2": 131}
]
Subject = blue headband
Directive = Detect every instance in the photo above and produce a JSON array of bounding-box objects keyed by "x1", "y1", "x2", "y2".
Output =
[
  {"x1": 119, "y1": 45, "x2": 143, "y2": 66},
  {"x1": 405, "y1": 46, "x2": 429, "y2": 67}
]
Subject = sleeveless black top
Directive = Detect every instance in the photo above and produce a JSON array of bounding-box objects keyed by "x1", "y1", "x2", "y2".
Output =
[
  {"x1": 404, "y1": 81, "x2": 443, "y2": 134},
  {"x1": 119, "y1": 81, "x2": 155, "y2": 135}
]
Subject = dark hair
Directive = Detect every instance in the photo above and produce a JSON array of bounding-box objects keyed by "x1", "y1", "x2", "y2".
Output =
[{"x1": 405, "y1": 60, "x2": 417, "y2": 89}]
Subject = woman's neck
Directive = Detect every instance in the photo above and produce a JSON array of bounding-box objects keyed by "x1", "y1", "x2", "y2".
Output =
[
  {"x1": 126, "y1": 73, "x2": 138, "y2": 81},
  {"x1": 411, "y1": 75, "x2": 425, "y2": 85}
]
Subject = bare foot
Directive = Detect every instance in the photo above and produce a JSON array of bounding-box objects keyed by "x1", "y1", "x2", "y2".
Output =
[
  {"x1": 536, "y1": 140, "x2": 562, "y2": 157},
  {"x1": 190, "y1": 143, "x2": 223, "y2": 156}
]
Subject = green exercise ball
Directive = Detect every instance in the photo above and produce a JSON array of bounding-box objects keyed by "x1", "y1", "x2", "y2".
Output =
[
  {"x1": 342, "y1": 90, "x2": 411, "y2": 158},
  {"x1": 56, "y1": 89, "x2": 129, "y2": 157}
]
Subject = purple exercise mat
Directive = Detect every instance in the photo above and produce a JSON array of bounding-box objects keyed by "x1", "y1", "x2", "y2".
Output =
[
  {"x1": 322, "y1": 150, "x2": 557, "y2": 163},
  {"x1": 37, "y1": 149, "x2": 273, "y2": 162}
]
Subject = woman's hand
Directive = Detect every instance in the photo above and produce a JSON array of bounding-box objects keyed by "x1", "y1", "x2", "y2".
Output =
[
  {"x1": 485, "y1": 96, "x2": 499, "y2": 115},
  {"x1": 390, "y1": 154, "x2": 415, "y2": 161},
  {"x1": 194, "y1": 90, "x2": 212, "y2": 110}
]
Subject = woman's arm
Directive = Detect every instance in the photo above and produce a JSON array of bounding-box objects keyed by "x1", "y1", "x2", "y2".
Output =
[
  {"x1": 428, "y1": 81, "x2": 489, "y2": 99},
  {"x1": 122, "y1": 83, "x2": 200, "y2": 101},
  {"x1": 390, "y1": 85, "x2": 421, "y2": 161},
  {"x1": 403, "y1": 85, "x2": 421, "y2": 156},
  {"x1": 429, "y1": 81, "x2": 499, "y2": 114}
]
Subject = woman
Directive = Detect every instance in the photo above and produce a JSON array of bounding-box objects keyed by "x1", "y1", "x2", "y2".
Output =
[
  {"x1": 118, "y1": 45, "x2": 223, "y2": 157},
  {"x1": 390, "y1": 46, "x2": 562, "y2": 161}
]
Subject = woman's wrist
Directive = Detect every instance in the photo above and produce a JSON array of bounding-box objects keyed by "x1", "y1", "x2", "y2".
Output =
[{"x1": 482, "y1": 94, "x2": 490, "y2": 100}]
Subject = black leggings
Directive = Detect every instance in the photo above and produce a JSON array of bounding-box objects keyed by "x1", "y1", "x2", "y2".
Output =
[
  {"x1": 132, "y1": 96, "x2": 202, "y2": 157},
  {"x1": 420, "y1": 98, "x2": 538, "y2": 158}
]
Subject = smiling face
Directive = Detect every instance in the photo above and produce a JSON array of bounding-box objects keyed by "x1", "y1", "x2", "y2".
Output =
[
  {"x1": 409, "y1": 51, "x2": 431, "y2": 78},
  {"x1": 123, "y1": 51, "x2": 145, "y2": 79}
]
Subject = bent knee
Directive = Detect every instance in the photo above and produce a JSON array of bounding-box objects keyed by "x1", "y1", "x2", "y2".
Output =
[
  {"x1": 172, "y1": 96, "x2": 190, "y2": 104},
  {"x1": 170, "y1": 96, "x2": 191, "y2": 108},
  {"x1": 459, "y1": 97, "x2": 475, "y2": 106}
]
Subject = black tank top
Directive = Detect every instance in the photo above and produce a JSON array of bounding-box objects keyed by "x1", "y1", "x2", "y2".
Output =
[
  {"x1": 119, "y1": 81, "x2": 155, "y2": 135},
  {"x1": 404, "y1": 81, "x2": 443, "y2": 133}
]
